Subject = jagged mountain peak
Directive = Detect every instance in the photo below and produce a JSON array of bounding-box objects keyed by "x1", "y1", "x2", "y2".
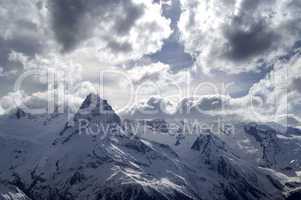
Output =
[
  {"x1": 80, "y1": 93, "x2": 103, "y2": 108},
  {"x1": 54, "y1": 94, "x2": 122, "y2": 145},
  {"x1": 74, "y1": 93, "x2": 121, "y2": 124},
  {"x1": 79, "y1": 93, "x2": 113, "y2": 112},
  {"x1": 244, "y1": 123, "x2": 287, "y2": 169}
]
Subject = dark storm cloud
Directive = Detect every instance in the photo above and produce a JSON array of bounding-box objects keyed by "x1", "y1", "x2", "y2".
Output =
[
  {"x1": 49, "y1": 0, "x2": 91, "y2": 52},
  {"x1": 49, "y1": 0, "x2": 144, "y2": 52},
  {"x1": 223, "y1": 19, "x2": 279, "y2": 62},
  {"x1": 178, "y1": 0, "x2": 301, "y2": 74}
]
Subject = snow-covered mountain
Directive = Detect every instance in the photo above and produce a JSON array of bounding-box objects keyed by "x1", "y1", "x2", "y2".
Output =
[{"x1": 0, "y1": 94, "x2": 300, "y2": 200}]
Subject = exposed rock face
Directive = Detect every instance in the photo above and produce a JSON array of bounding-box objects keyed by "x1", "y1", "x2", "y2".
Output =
[
  {"x1": 244, "y1": 124, "x2": 281, "y2": 167},
  {"x1": 244, "y1": 123, "x2": 301, "y2": 173}
]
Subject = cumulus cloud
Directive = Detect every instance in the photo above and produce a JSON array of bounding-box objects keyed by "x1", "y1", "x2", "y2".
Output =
[
  {"x1": 1, "y1": 0, "x2": 300, "y2": 129},
  {"x1": 48, "y1": 0, "x2": 172, "y2": 63},
  {"x1": 0, "y1": 91, "x2": 28, "y2": 112},
  {"x1": 276, "y1": 114, "x2": 301, "y2": 128},
  {"x1": 49, "y1": 0, "x2": 143, "y2": 52},
  {"x1": 0, "y1": 0, "x2": 51, "y2": 74},
  {"x1": 7, "y1": 54, "x2": 187, "y2": 115},
  {"x1": 178, "y1": 0, "x2": 301, "y2": 74},
  {"x1": 0, "y1": 0, "x2": 172, "y2": 77},
  {"x1": 248, "y1": 50, "x2": 301, "y2": 122},
  {"x1": 9, "y1": 51, "x2": 83, "y2": 86},
  {"x1": 27, "y1": 81, "x2": 98, "y2": 113},
  {"x1": 176, "y1": 96, "x2": 232, "y2": 114},
  {"x1": 122, "y1": 94, "x2": 251, "y2": 120},
  {"x1": 0, "y1": 67, "x2": 17, "y2": 77},
  {"x1": 87, "y1": 61, "x2": 191, "y2": 112},
  {"x1": 126, "y1": 62, "x2": 170, "y2": 84},
  {"x1": 121, "y1": 91, "x2": 299, "y2": 126},
  {"x1": 0, "y1": 80, "x2": 99, "y2": 115},
  {"x1": 173, "y1": 95, "x2": 260, "y2": 119},
  {"x1": 121, "y1": 96, "x2": 177, "y2": 119},
  {"x1": 0, "y1": 0, "x2": 175, "y2": 113},
  {"x1": 0, "y1": 90, "x2": 50, "y2": 115},
  {"x1": 0, "y1": 105, "x2": 4, "y2": 115}
]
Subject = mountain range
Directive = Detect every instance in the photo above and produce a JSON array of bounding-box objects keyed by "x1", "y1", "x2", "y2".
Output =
[{"x1": 0, "y1": 94, "x2": 301, "y2": 200}]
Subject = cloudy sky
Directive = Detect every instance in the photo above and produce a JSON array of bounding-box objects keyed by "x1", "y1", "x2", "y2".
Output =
[{"x1": 0, "y1": 0, "x2": 301, "y2": 125}]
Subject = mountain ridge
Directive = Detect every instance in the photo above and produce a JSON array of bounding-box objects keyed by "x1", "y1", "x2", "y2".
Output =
[{"x1": 0, "y1": 93, "x2": 300, "y2": 200}]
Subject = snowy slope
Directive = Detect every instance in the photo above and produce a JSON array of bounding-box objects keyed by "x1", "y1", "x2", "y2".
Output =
[
  {"x1": 0, "y1": 107, "x2": 69, "y2": 144},
  {"x1": 1, "y1": 94, "x2": 300, "y2": 199},
  {"x1": 134, "y1": 118, "x2": 301, "y2": 175},
  {"x1": 4, "y1": 94, "x2": 197, "y2": 200},
  {"x1": 125, "y1": 118, "x2": 301, "y2": 198}
]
